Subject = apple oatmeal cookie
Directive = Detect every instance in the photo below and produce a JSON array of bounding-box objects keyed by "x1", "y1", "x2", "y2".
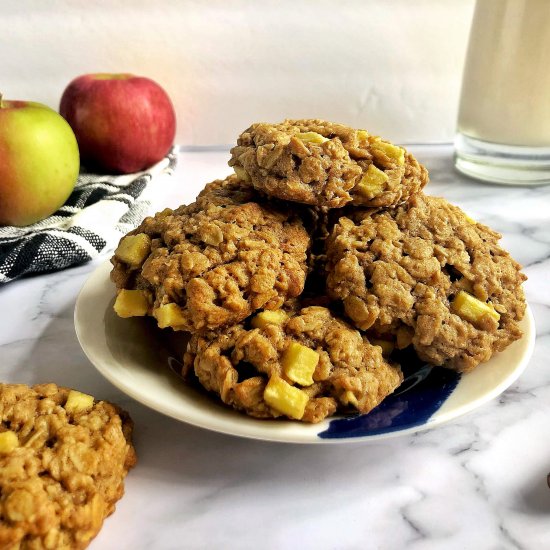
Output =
[
  {"x1": 229, "y1": 119, "x2": 428, "y2": 209},
  {"x1": 325, "y1": 194, "x2": 527, "y2": 372},
  {"x1": 111, "y1": 175, "x2": 310, "y2": 332},
  {"x1": 0, "y1": 383, "x2": 136, "y2": 550},
  {"x1": 183, "y1": 306, "x2": 403, "y2": 423}
]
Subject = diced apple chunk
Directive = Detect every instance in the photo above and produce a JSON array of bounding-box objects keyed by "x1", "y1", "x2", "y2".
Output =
[
  {"x1": 355, "y1": 164, "x2": 389, "y2": 199},
  {"x1": 264, "y1": 376, "x2": 309, "y2": 419},
  {"x1": 114, "y1": 234, "x2": 151, "y2": 268},
  {"x1": 372, "y1": 141, "x2": 405, "y2": 166},
  {"x1": 153, "y1": 303, "x2": 187, "y2": 329},
  {"x1": 65, "y1": 390, "x2": 94, "y2": 414},
  {"x1": 341, "y1": 390, "x2": 359, "y2": 408},
  {"x1": 251, "y1": 310, "x2": 289, "y2": 329},
  {"x1": 113, "y1": 289, "x2": 149, "y2": 318},
  {"x1": 296, "y1": 131, "x2": 329, "y2": 144},
  {"x1": 233, "y1": 165, "x2": 251, "y2": 183},
  {"x1": 371, "y1": 338, "x2": 395, "y2": 356},
  {"x1": 452, "y1": 290, "x2": 500, "y2": 325},
  {"x1": 281, "y1": 341, "x2": 319, "y2": 386},
  {"x1": 0, "y1": 431, "x2": 19, "y2": 454}
]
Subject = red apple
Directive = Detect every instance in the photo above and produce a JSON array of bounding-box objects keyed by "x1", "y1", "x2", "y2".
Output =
[
  {"x1": 60, "y1": 73, "x2": 176, "y2": 174},
  {"x1": 0, "y1": 98, "x2": 80, "y2": 227}
]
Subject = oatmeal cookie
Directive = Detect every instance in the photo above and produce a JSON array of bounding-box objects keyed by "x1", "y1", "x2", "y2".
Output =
[
  {"x1": 110, "y1": 175, "x2": 310, "y2": 333},
  {"x1": 325, "y1": 194, "x2": 527, "y2": 372},
  {"x1": 184, "y1": 306, "x2": 403, "y2": 423},
  {"x1": 0, "y1": 383, "x2": 136, "y2": 550},
  {"x1": 229, "y1": 119, "x2": 428, "y2": 209},
  {"x1": 195, "y1": 171, "x2": 259, "y2": 208}
]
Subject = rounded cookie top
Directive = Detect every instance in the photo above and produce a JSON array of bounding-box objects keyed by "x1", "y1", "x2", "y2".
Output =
[
  {"x1": 184, "y1": 305, "x2": 403, "y2": 423},
  {"x1": 111, "y1": 175, "x2": 310, "y2": 333},
  {"x1": 325, "y1": 194, "x2": 527, "y2": 372},
  {"x1": 195, "y1": 171, "x2": 259, "y2": 208},
  {"x1": 0, "y1": 383, "x2": 136, "y2": 550},
  {"x1": 229, "y1": 119, "x2": 428, "y2": 209}
]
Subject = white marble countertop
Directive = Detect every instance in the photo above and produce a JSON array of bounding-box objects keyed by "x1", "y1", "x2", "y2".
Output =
[{"x1": 1, "y1": 145, "x2": 549, "y2": 550}]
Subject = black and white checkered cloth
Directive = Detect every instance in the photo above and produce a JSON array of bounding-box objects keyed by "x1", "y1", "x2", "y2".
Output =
[{"x1": 0, "y1": 147, "x2": 178, "y2": 284}]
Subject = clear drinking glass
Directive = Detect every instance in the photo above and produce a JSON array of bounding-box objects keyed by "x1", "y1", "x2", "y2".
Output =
[{"x1": 455, "y1": 0, "x2": 550, "y2": 185}]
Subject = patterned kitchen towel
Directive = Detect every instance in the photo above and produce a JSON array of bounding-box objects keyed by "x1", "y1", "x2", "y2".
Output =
[{"x1": 0, "y1": 147, "x2": 178, "y2": 284}]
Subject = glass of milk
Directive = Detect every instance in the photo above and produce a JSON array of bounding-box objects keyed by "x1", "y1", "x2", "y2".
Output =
[{"x1": 455, "y1": 0, "x2": 550, "y2": 185}]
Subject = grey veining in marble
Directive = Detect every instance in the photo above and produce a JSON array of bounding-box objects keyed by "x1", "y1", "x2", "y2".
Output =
[{"x1": 1, "y1": 145, "x2": 549, "y2": 550}]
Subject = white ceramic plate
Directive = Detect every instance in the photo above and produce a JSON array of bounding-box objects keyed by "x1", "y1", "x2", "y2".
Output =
[{"x1": 75, "y1": 260, "x2": 536, "y2": 444}]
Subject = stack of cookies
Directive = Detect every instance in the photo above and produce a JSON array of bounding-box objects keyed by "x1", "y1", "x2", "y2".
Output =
[{"x1": 110, "y1": 119, "x2": 527, "y2": 424}]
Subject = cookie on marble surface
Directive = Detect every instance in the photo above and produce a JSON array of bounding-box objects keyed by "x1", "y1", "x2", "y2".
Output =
[
  {"x1": 325, "y1": 193, "x2": 527, "y2": 372},
  {"x1": 183, "y1": 305, "x2": 403, "y2": 423},
  {"x1": 0, "y1": 383, "x2": 136, "y2": 550},
  {"x1": 229, "y1": 119, "x2": 428, "y2": 209},
  {"x1": 110, "y1": 175, "x2": 310, "y2": 333}
]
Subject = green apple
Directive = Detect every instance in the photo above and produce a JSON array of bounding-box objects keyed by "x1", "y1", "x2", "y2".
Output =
[
  {"x1": 0, "y1": 97, "x2": 80, "y2": 226},
  {"x1": 60, "y1": 73, "x2": 176, "y2": 174}
]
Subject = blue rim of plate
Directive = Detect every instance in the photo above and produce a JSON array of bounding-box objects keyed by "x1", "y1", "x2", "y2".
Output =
[
  {"x1": 75, "y1": 260, "x2": 536, "y2": 444},
  {"x1": 318, "y1": 364, "x2": 460, "y2": 439}
]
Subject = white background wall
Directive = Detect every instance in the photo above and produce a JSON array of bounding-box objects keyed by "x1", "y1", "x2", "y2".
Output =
[{"x1": 1, "y1": 0, "x2": 475, "y2": 146}]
